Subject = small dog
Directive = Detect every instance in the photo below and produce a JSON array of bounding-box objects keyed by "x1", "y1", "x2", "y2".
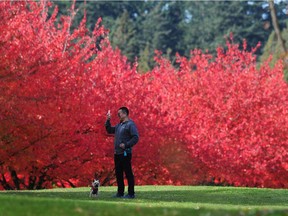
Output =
[{"x1": 89, "y1": 179, "x2": 100, "y2": 198}]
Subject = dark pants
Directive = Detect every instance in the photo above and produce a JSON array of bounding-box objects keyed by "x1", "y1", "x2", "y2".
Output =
[{"x1": 114, "y1": 153, "x2": 135, "y2": 196}]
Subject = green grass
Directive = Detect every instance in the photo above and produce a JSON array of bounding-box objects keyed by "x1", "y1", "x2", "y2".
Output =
[{"x1": 0, "y1": 186, "x2": 288, "y2": 216}]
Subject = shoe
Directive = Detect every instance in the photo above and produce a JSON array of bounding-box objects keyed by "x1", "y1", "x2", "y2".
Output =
[
  {"x1": 123, "y1": 194, "x2": 135, "y2": 199},
  {"x1": 112, "y1": 193, "x2": 123, "y2": 198}
]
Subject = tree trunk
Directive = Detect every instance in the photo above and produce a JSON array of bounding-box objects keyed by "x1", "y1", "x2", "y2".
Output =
[
  {"x1": 0, "y1": 174, "x2": 13, "y2": 190},
  {"x1": 269, "y1": 0, "x2": 287, "y2": 53},
  {"x1": 10, "y1": 170, "x2": 20, "y2": 190}
]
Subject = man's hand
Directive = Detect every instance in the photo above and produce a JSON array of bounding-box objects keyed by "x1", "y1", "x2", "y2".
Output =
[
  {"x1": 106, "y1": 110, "x2": 111, "y2": 120},
  {"x1": 119, "y1": 143, "x2": 125, "y2": 149}
]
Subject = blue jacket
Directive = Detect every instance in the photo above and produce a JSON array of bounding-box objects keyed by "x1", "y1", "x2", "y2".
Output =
[{"x1": 105, "y1": 119, "x2": 139, "y2": 155}]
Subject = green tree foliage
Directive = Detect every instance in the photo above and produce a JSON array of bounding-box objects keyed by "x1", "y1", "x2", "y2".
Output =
[
  {"x1": 260, "y1": 1, "x2": 288, "y2": 81},
  {"x1": 182, "y1": 1, "x2": 277, "y2": 56},
  {"x1": 52, "y1": 1, "x2": 287, "y2": 73},
  {"x1": 138, "y1": 42, "x2": 152, "y2": 73},
  {"x1": 136, "y1": 2, "x2": 186, "y2": 70},
  {"x1": 137, "y1": 2, "x2": 173, "y2": 70},
  {"x1": 261, "y1": 24, "x2": 288, "y2": 81},
  {"x1": 53, "y1": 1, "x2": 141, "y2": 31},
  {"x1": 110, "y1": 10, "x2": 138, "y2": 63}
]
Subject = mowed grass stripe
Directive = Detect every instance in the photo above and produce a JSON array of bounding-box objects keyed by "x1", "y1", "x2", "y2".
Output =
[{"x1": 0, "y1": 186, "x2": 288, "y2": 216}]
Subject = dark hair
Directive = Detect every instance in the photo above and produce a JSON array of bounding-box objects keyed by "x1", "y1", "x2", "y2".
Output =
[{"x1": 119, "y1": 107, "x2": 129, "y2": 116}]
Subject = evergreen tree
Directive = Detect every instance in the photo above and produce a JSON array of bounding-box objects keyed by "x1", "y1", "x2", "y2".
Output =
[
  {"x1": 110, "y1": 10, "x2": 138, "y2": 63},
  {"x1": 138, "y1": 42, "x2": 152, "y2": 73},
  {"x1": 161, "y1": 1, "x2": 186, "y2": 57},
  {"x1": 183, "y1": 1, "x2": 276, "y2": 56},
  {"x1": 137, "y1": 1, "x2": 186, "y2": 69},
  {"x1": 137, "y1": 2, "x2": 169, "y2": 70},
  {"x1": 52, "y1": 1, "x2": 287, "y2": 72}
]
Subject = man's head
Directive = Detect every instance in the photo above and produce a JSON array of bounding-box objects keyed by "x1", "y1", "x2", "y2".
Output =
[{"x1": 118, "y1": 107, "x2": 129, "y2": 122}]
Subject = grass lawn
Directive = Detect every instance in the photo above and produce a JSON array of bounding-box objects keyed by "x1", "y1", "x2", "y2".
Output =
[{"x1": 0, "y1": 185, "x2": 288, "y2": 216}]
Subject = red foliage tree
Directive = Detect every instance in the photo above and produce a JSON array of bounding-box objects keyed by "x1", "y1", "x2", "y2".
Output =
[
  {"x1": 146, "y1": 39, "x2": 288, "y2": 188},
  {"x1": 0, "y1": 1, "x2": 117, "y2": 189},
  {"x1": 1, "y1": 1, "x2": 287, "y2": 190},
  {"x1": 0, "y1": 1, "x2": 180, "y2": 189}
]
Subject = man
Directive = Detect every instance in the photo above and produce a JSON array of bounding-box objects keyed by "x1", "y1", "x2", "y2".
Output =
[{"x1": 105, "y1": 107, "x2": 139, "y2": 199}]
